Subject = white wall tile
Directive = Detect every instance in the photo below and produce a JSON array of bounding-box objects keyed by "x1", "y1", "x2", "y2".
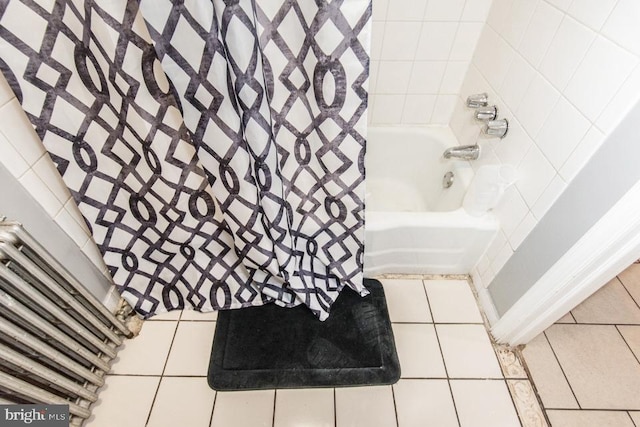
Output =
[
  {"x1": 508, "y1": 212, "x2": 538, "y2": 250},
  {"x1": 491, "y1": 241, "x2": 514, "y2": 274},
  {"x1": 380, "y1": 22, "x2": 421, "y2": 60},
  {"x1": 516, "y1": 74, "x2": 560, "y2": 137},
  {"x1": 546, "y1": 0, "x2": 572, "y2": 12},
  {"x1": 371, "y1": 21, "x2": 385, "y2": 60},
  {"x1": 431, "y1": 95, "x2": 458, "y2": 124},
  {"x1": 18, "y1": 169, "x2": 64, "y2": 217},
  {"x1": 596, "y1": 65, "x2": 640, "y2": 134},
  {"x1": 486, "y1": 0, "x2": 516, "y2": 34},
  {"x1": 402, "y1": 94, "x2": 436, "y2": 124},
  {"x1": 372, "y1": 0, "x2": 389, "y2": 21},
  {"x1": 493, "y1": 186, "x2": 529, "y2": 237},
  {"x1": 0, "y1": 98, "x2": 46, "y2": 165},
  {"x1": 33, "y1": 153, "x2": 72, "y2": 204},
  {"x1": 559, "y1": 126, "x2": 605, "y2": 182},
  {"x1": 518, "y1": 1, "x2": 564, "y2": 67},
  {"x1": 473, "y1": 26, "x2": 515, "y2": 91},
  {"x1": 407, "y1": 61, "x2": 447, "y2": 94},
  {"x1": 440, "y1": 62, "x2": 469, "y2": 93},
  {"x1": 376, "y1": 61, "x2": 413, "y2": 93},
  {"x1": 461, "y1": 0, "x2": 494, "y2": 22},
  {"x1": 369, "y1": 60, "x2": 379, "y2": 92},
  {"x1": 501, "y1": 0, "x2": 539, "y2": 47},
  {"x1": 494, "y1": 117, "x2": 533, "y2": 166},
  {"x1": 567, "y1": 0, "x2": 617, "y2": 30},
  {"x1": 371, "y1": 94, "x2": 405, "y2": 124},
  {"x1": 500, "y1": 53, "x2": 535, "y2": 111},
  {"x1": 387, "y1": 0, "x2": 428, "y2": 21},
  {"x1": 424, "y1": 0, "x2": 466, "y2": 21},
  {"x1": 55, "y1": 205, "x2": 90, "y2": 247},
  {"x1": 0, "y1": 74, "x2": 15, "y2": 108},
  {"x1": 416, "y1": 22, "x2": 458, "y2": 60},
  {"x1": 0, "y1": 131, "x2": 29, "y2": 178},
  {"x1": 485, "y1": 228, "x2": 507, "y2": 262},
  {"x1": 450, "y1": 22, "x2": 484, "y2": 61},
  {"x1": 539, "y1": 16, "x2": 595, "y2": 90},
  {"x1": 602, "y1": 0, "x2": 640, "y2": 57},
  {"x1": 536, "y1": 97, "x2": 590, "y2": 169},
  {"x1": 515, "y1": 144, "x2": 556, "y2": 207},
  {"x1": 565, "y1": 36, "x2": 638, "y2": 121},
  {"x1": 532, "y1": 174, "x2": 567, "y2": 219}
]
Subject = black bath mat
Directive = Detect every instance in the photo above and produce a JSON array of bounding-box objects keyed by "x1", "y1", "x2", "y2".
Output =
[{"x1": 207, "y1": 279, "x2": 400, "y2": 391}]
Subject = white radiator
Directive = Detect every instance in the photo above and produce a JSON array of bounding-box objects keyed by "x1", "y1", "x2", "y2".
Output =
[{"x1": 0, "y1": 220, "x2": 132, "y2": 426}]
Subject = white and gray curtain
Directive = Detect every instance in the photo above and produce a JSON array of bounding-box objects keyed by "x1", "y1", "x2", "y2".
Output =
[{"x1": 0, "y1": 0, "x2": 370, "y2": 320}]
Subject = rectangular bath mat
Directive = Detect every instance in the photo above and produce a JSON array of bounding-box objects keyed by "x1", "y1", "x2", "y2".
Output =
[{"x1": 207, "y1": 279, "x2": 400, "y2": 390}]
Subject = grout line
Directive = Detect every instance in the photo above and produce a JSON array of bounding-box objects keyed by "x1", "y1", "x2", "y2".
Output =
[
  {"x1": 515, "y1": 347, "x2": 554, "y2": 426},
  {"x1": 143, "y1": 376, "x2": 163, "y2": 426},
  {"x1": 628, "y1": 410, "x2": 638, "y2": 427},
  {"x1": 272, "y1": 389, "x2": 277, "y2": 427},
  {"x1": 615, "y1": 325, "x2": 640, "y2": 367},
  {"x1": 502, "y1": 378, "x2": 525, "y2": 427},
  {"x1": 420, "y1": 279, "x2": 435, "y2": 322},
  {"x1": 446, "y1": 379, "x2": 462, "y2": 427},
  {"x1": 390, "y1": 383, "x2": 400, "y2": 427},
  {"x1": 617, "y1": 275, "x2": 640, "y2": 312},
  {"x1": 333, "y1": 388, "x2": 337, "y2": 427},
  {"x1": 208, "y1": 388, "x2": 218, "y2": 426},
  {"x1": 542, "y1": 330, "x2": 581, "y2": 410}
]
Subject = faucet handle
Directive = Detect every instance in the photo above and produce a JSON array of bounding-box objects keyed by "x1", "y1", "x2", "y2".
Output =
[
  {"x1": 466, "y1": 92, "x2": 488, "y2": 108},
  {"x1": 483, "y1": 118, "x2": 509, "y2": 138},
  {"x1": 474, "y1": 105, "x2": 497, "y2": 121}
]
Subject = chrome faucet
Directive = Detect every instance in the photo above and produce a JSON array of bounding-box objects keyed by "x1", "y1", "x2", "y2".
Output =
[{"x1": 443, "y1": 144, "x2": 480, "y2": 160}]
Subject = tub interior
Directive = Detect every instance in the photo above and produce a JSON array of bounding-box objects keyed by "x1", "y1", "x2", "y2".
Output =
[{"x1": 365, "y1": 127, "x2": 473, "y2": 213}]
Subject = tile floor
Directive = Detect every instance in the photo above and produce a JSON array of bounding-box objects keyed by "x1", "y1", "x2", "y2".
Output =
[
  {"x1": 85, "y1": 279, "x2": 526, "y2": 427},
  {"x1": 522, "y1": 262, "x2": 640, "y2": 426}
]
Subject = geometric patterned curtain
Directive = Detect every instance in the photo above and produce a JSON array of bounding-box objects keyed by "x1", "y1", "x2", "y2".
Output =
[{"x1": 0, "y1": 0, "x2": 370, "y2": 320}]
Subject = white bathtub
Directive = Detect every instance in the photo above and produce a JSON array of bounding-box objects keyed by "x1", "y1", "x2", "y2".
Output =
[{"x1": 364, "y1": 126, "x2": 499, "y2": 276}]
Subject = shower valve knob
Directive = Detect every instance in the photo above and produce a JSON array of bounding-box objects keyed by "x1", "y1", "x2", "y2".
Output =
[
  {"x1": 474, "y1": 105, "x2": 498, "y2": 121},
  {"x1": 466, "y1": 92, "x2": 489, "y2": 108},
  {"x1": 483, "y1": 118, "x2": 509, "y2": 139}
]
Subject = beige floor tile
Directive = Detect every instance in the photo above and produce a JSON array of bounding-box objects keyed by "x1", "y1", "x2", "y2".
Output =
[
  {"x1": 180, "y1": 309, "x2": 218, "y2": 321},
  {"x1": 335, "y1": 386, "x2": 397, "y2": 427},
  {"x1": 571, "y1": 278, "x2": 640, "y2": 324},
  {"x1": 546, "y1": 410, "x2": 635, "y2": 427},
  {"x1": 618, "y1": 263, "x2": 640, "y2": 305},
  {"x1": 382, "y1": 279, "x2": 431, "y2": 322},
  {"x1": 546, "y1": 324, "x2": 640, "y2": 409},
  {"x1": 617, "y1": 325, "x2": 640, "y2": 360},
  {"x1": 211, "y1": 390, "x2": 275, "y2": 427},
  {"x1": 85, "y1": 375, "x2": 159, "y2": 427},
  {"x1": 392, "y1": 323, "x2": 446, "y2": 378},
  {"x1": 274, "y1": 388, "x2": 334, "y2": 427},
  {"x1": 164, "y1": 321, "x2": 216, "y2": 376},
  {"x1": 521, "y1": 333, "x2": 578, "y2": 409},
  {"x1": 424, "y1": 280, "x2": 483, "y2": 323},
  {"x1": 110, "y1": 321, "x2": 177, "y2": 375},
  {"x1": 629, "y1": 411, "x2": 640, "y2": 425},
  {"x1": 147, "y1": 310, "x2": 181, "y2": 321},
  {"x1": 436, "y1": 324, "x2": 502, "y2": 378},
  {"x1": 147, "y1": 377, "x2": 215, "y2": 427},
  {"x1": 450, "y1": 380, "x2": 520, "y2": 427},
  {"x1": 555, "y1": 313, "x2": 575, "y2": 324},
  {"x1": 393, "y1": 379, "x2": 458, "y2": 427}
]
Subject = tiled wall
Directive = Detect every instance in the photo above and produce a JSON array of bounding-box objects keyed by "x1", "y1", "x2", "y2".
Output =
[
  {"x1": 369, "y1": 0, "x2": 493, "y2": 126},
  {"x1": 454, "y1": 0, "x2": 640, "y2": 288},
  {"x1": 0, "y1": 74, "x2": 111, "y2": 280}
]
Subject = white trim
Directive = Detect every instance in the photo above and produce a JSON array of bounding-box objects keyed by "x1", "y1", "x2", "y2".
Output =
[
  {"x1": 490, "y1": 179, "x2": 640, "y2": 346},
  {"x1": 470, "y1": 268, "x2": 500, "y2": 325}
]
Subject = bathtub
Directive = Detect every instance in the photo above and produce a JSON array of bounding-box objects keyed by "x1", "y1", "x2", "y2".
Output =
[{"x1": 364, "y1": 126, "x2": 499, "y2": 276}]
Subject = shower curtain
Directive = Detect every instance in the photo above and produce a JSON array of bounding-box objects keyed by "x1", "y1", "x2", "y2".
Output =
[{"x1": 0, "y1": 0, "x2": 371, "y2": 320}]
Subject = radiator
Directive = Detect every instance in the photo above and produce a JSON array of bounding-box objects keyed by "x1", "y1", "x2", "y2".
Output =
[{"x1": 0, "y1": 220, "x2": 132, "y2": 426}]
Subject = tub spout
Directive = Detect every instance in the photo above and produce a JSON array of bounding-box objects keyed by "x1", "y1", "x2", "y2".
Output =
[{"x1": 443, "y1": 145, "x2": 480, "y2": 160}]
